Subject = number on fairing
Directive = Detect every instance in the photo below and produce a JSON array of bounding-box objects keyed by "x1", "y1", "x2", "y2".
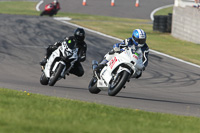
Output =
[{"x1": 109, "y1": 57, "x2": 117, "y2": 69}]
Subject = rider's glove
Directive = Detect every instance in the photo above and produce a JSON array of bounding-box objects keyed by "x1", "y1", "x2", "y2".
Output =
[
  {"x1": 113, "y1": 43, "x2": 121, "y2": 52},
  {"x1": 113, "y1": 47, "x2": 120, "y2": 52}
]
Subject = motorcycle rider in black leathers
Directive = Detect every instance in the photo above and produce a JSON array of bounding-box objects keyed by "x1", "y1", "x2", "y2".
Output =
[
  {"x1": 40, "y1": 28, "x2": 87, "y2": 77},
  {"x1": 52, "y1": 0, "x2": 60, "y2": 15}
]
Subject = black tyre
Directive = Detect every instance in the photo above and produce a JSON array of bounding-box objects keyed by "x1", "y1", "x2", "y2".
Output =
[
  {"x1": 49, "y1": 10, "x2": 55, "y2": 17},
  {"x1": 49, "y1": 14, "x2": 54, "y2": 17},
  {"x1": 88, "y1": 77, "x2": 101, "y2": 94},
  {"x1": 48, "y1": 63, "x2": 64, "y2": 86},
  {"x1": 40, "y1": 72, "x2": 49, "y2": 85},
  {"x1": 108, "y1": 71, "x2": 130, "y2": 96},
  {"x1": 40, "y1": 11, "x2": 46, "y2": 16}
]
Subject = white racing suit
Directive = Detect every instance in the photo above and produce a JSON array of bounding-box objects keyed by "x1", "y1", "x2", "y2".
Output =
[{"x1": 96, "y1": 38, "x2": 149, "y2": 79}]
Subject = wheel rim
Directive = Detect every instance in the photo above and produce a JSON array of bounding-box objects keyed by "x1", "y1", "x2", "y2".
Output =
[
  {"x1": 49, "y1": 66, "x2": 58, "y2": 83},
  {"x1": 49, "y1": 72, "x2": 55, "y2": 81},
  {"x1": 110, "y1": 74, "x2": 122, "y2": 90}
]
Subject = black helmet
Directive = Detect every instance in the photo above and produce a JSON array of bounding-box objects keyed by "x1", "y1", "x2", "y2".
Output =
[{"x1": 74, "y1": 28, "x2": 85, "y2": 41}]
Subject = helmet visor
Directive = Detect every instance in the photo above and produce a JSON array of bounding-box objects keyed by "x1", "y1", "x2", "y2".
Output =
[{"x1": 135, "y1": 38, "x2": 146, "y2": 44}]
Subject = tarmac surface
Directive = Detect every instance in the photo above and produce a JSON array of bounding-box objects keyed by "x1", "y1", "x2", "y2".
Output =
[
  {"x1": 40, "y1": 0, "x2": 174, "y2": 19},
  {"x1": 0, "y1": 14, "x2": 200, "y2": 117}
]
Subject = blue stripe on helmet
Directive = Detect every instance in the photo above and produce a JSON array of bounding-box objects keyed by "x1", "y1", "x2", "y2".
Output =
[
  {"x1": 140, "y1": 29, "x2": 144, "y2": 35},
  {"x1": 133, "y1": 30, "x2": 139, "y2": 39}
]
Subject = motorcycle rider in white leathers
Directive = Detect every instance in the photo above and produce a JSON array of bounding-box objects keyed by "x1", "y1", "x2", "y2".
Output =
[{"x1": 94, "y1": 29, "x2": 149, "y2": 79}]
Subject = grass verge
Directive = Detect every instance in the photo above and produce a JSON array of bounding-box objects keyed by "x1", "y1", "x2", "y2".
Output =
[
  {"x1": 0, "y1": 1, "x2": 38, "y2": 15},
  {"x1": 154, "y1": 6, "x2": 173, "y2": 15},
  {"x1": 0, "y1": 88, "x2": 200, "y2": 133}
]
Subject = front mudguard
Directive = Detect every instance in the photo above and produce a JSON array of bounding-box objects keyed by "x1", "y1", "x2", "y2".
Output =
[
  {"x1": 116, "y1": 66, "x2": 131, "y2": 75},
  {"x1": 109, "y1": 66, "x2": 131, "y2": 85},
  {"x1": 97, "y1": 66, "x2": 131, "y2": 88},
  {"x1": 52, "y1": 61, "x2": 66, "y2": 78}
]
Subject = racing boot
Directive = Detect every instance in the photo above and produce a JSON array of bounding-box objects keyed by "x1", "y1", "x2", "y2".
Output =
[
  {"x1": 93, "y1": 59, "x2": 108, "y2": 78},
  {"x1": 93, "y1": 64, "x2": 105, "y2": 78},
  {"x1": 132, "y1": 70, "x2": 142, "y2": 79},
  {"x1": 40, "y1": 57, "x2": 47, "y2": 66}
]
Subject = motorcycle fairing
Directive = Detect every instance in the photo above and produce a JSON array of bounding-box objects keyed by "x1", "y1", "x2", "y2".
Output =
[
  {"x1": 44, "y1": 48, "x2": 61, "y2": 78},
  {"x1": 97, "y1": 51, "x2": 133, "y2": 88},
  {"x1": 45, "y1": 4, "x2": 54, "y2": 11}
]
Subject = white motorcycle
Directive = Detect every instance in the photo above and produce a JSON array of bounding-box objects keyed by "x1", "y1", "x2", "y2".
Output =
[
  {"x1": 40, "y1": 41, "x2": 78, "y2": 86},
  {"x1": 88, "y1": 45, "x2": 144, "y2": 96}
]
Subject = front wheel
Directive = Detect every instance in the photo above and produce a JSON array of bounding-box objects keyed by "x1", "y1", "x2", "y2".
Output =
[
  {"x1": 88, "y1": 77, "x2": 101, "y2": 94},
  {"x1": 48, "y1": 63, "x2": 65, "y2": 86},
  {"x1": 108, "y1": 71, "x2": 130, "y2": 96}
]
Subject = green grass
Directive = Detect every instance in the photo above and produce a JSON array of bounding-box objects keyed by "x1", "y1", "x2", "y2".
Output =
[
  {"x1": 1, "y1": 2, "x2": 200, "y2": 65},
  {"x1": 0, "y1": 1, "x2": 39, "y2": 15},
  {"x1": 154, "y1": 6, "x2": 173, "y2": 15},
  {"x1": 0, "y1": 88, "x2": 200, "y2": 133}
]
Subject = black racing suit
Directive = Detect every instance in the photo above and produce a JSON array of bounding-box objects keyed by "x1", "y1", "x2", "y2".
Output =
[{"x1": 45, "y1": 36, "x2": 87, "y2": 77}]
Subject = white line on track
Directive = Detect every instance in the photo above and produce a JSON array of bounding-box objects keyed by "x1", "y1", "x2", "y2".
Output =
[
  {"x1": 36, "y1": 0, "x2": 43, "y2": 11},
  {"x1": 150, "y1": 4, "x2": 174, "y2": 21},
  {"x1": 54, "y1": 17, "x2": 72, "y2": 21}
]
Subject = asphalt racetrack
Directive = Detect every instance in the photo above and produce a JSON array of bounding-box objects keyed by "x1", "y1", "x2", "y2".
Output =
[
  {"x1": 0, "y1": 13, "x2": 200, "y2": 117},
  {"x1": 40, "y1": 0, "x2": 174, "y2": 19}
]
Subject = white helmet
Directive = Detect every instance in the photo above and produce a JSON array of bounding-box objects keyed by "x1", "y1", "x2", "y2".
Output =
[{"x1": 132, "y1": 29, "x2": 146, "y2": 47}]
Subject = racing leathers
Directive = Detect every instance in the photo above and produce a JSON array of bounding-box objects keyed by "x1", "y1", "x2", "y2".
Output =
[
  {"x1": 95, "y1": 37, "x2": 149, "y2": 79},
  {"x1": 52, "y1": 1, "x2": 60, "y2": 15},
  {"x1": 41, "y1": 36, "x2": 87, "y2": 77}
]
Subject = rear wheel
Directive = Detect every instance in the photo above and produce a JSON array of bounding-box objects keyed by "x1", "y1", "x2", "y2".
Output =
[
  {"x1": 40, "y1": 11, "x2": 46, "y2": 16},
  {"x1": 48, "y1": 63, "x2": 64, "y2": 86},
  {"x1": 40, "y1": 72, "x2": 49, "y2": 85},
  {"x1": 49, "y1": 14, "x2": 54, "y2": 17},
  {"x1": 88, "y1": 77, "x2": 101, "y2": 94},
  {"x1": 108, "y1": 71, "x2": 130, "y2": 96}
]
